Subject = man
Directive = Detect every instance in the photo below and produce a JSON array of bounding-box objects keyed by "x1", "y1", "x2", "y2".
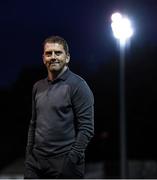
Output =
[{"x1": 24, "y1": 35, "x2": 94, "y2": 179}]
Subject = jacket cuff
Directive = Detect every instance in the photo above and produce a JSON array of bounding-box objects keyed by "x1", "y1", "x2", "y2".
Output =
[{"x1": 69, "y1": 148, "x2": 85, "y2": 164}]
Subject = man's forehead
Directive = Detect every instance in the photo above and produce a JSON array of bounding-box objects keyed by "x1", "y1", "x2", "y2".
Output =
[{"x1": 44, "y1": 42, "x2": 64, "y2": 50}]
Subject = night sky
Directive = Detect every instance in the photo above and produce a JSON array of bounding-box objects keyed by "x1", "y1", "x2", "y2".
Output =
[{"x1": 0, "y1": 0, "x2": 157, "y2": 172}]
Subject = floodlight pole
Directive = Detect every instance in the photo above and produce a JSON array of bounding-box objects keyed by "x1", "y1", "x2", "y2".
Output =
[
  {"x1": 111, "y1": 12, "x2": 133, "y2": 179},
  {"x1": 119, "y1": 41, "x2": 128, "y2": 179},
  {"x1": 111, "y1": 12, "x2": 133, "y2": 178}
]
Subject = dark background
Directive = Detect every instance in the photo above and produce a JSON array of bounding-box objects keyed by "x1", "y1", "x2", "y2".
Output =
[{"x1": 0, "y1": 0, "x2": 157, "y2": 178}]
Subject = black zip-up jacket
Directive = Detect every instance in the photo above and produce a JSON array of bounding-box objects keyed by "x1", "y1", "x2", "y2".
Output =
[{"x1": 26, "y1": 68, "x2": 94, "y2": 161}]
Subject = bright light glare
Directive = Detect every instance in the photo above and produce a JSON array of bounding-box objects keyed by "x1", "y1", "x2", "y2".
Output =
[
  {"x1": 111, "y1": 12, "x2": 122, "y2": 22},
  {"x1": 111, "y1": 12, "x2": 133, "y2": 43}
]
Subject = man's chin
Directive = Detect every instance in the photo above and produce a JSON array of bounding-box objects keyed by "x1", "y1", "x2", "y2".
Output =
[{"x1": 49, "y1": 67, "x2": 61, "y2": 73}]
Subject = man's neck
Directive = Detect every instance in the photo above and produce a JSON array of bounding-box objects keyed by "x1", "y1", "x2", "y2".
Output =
[{"x1": 48, "y1": 66, "x2": 68, "y2": 81}]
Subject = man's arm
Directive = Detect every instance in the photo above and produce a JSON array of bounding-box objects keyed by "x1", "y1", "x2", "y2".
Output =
[
  {"x1": 70, "y1": 80, "x2": 94, "y2": 162},
  {"x1": 25, "y1": 85, "x2": 36, "y2": 157}
]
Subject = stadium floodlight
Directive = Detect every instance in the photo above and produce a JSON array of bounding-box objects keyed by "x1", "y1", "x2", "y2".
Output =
[
  {"x1": 111, "y1": 12, "x2": 133, "y2": 46},
  {"x1": 111, "y1": 12, "x2": 134, "y2": 179}
]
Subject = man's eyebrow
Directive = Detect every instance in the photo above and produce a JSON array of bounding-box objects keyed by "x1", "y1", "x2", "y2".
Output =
[
  {"x1": 55, "y1": 50, "x2": 62, "y2": 53},
  {"x1": 45, "y1": 50, "x2": 52, "y2": 53},
  {"x1": 45, "y1": 50, "x2": 62, "y2": 52}
]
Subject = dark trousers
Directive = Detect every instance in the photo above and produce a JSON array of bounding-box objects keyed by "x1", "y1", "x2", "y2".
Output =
[{"x1": 24, "y1": 151, "x2": 85, "y2": 179}]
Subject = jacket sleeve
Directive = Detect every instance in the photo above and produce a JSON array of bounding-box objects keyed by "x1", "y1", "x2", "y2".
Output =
[
  {"x1": 70, "y1": 80, "x2": 94, "y2": 161},
  {"x1": 25, "y1": 84, "x2": 36, "y2": 157}
]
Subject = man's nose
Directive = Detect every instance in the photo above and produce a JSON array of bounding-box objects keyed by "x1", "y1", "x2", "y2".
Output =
[{"x1": 51, "y1": 52, "x2": 56, "y2": 59}]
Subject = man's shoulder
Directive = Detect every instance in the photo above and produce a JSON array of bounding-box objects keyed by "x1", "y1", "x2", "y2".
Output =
[
  {"x1": 32, "y1": 78, "x2": 46, "y2": 90},
  {"x1": 68, "y1": 70, "x2": 94, "y2": 101},
  {"x1": 68, "y1": 70, "x2": 85, "y2": 85},
  {"x1": 67, "y1": 70, "x2": 92, "y2": 92}
]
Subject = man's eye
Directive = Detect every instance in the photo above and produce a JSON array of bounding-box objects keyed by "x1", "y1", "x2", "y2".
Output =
[
  {"x1": 55, "y1": 51, "x2": 62, "y2": 56},
  {"x1": 45, "y1": 52, "x2": 52, "y2": 56}
]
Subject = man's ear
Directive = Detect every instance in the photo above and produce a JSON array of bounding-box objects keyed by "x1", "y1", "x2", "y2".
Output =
[
  {"x1": 66, "y1": 54, "x2": 70, "y2": 64},
  {"x1": 43, "y1": 54, "x2": 46, "y2": 64}
]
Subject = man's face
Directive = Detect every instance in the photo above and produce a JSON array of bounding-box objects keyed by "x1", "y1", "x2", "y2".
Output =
[{"x1": 43, "y1": 42, "x2": 70, "y2": 73}]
